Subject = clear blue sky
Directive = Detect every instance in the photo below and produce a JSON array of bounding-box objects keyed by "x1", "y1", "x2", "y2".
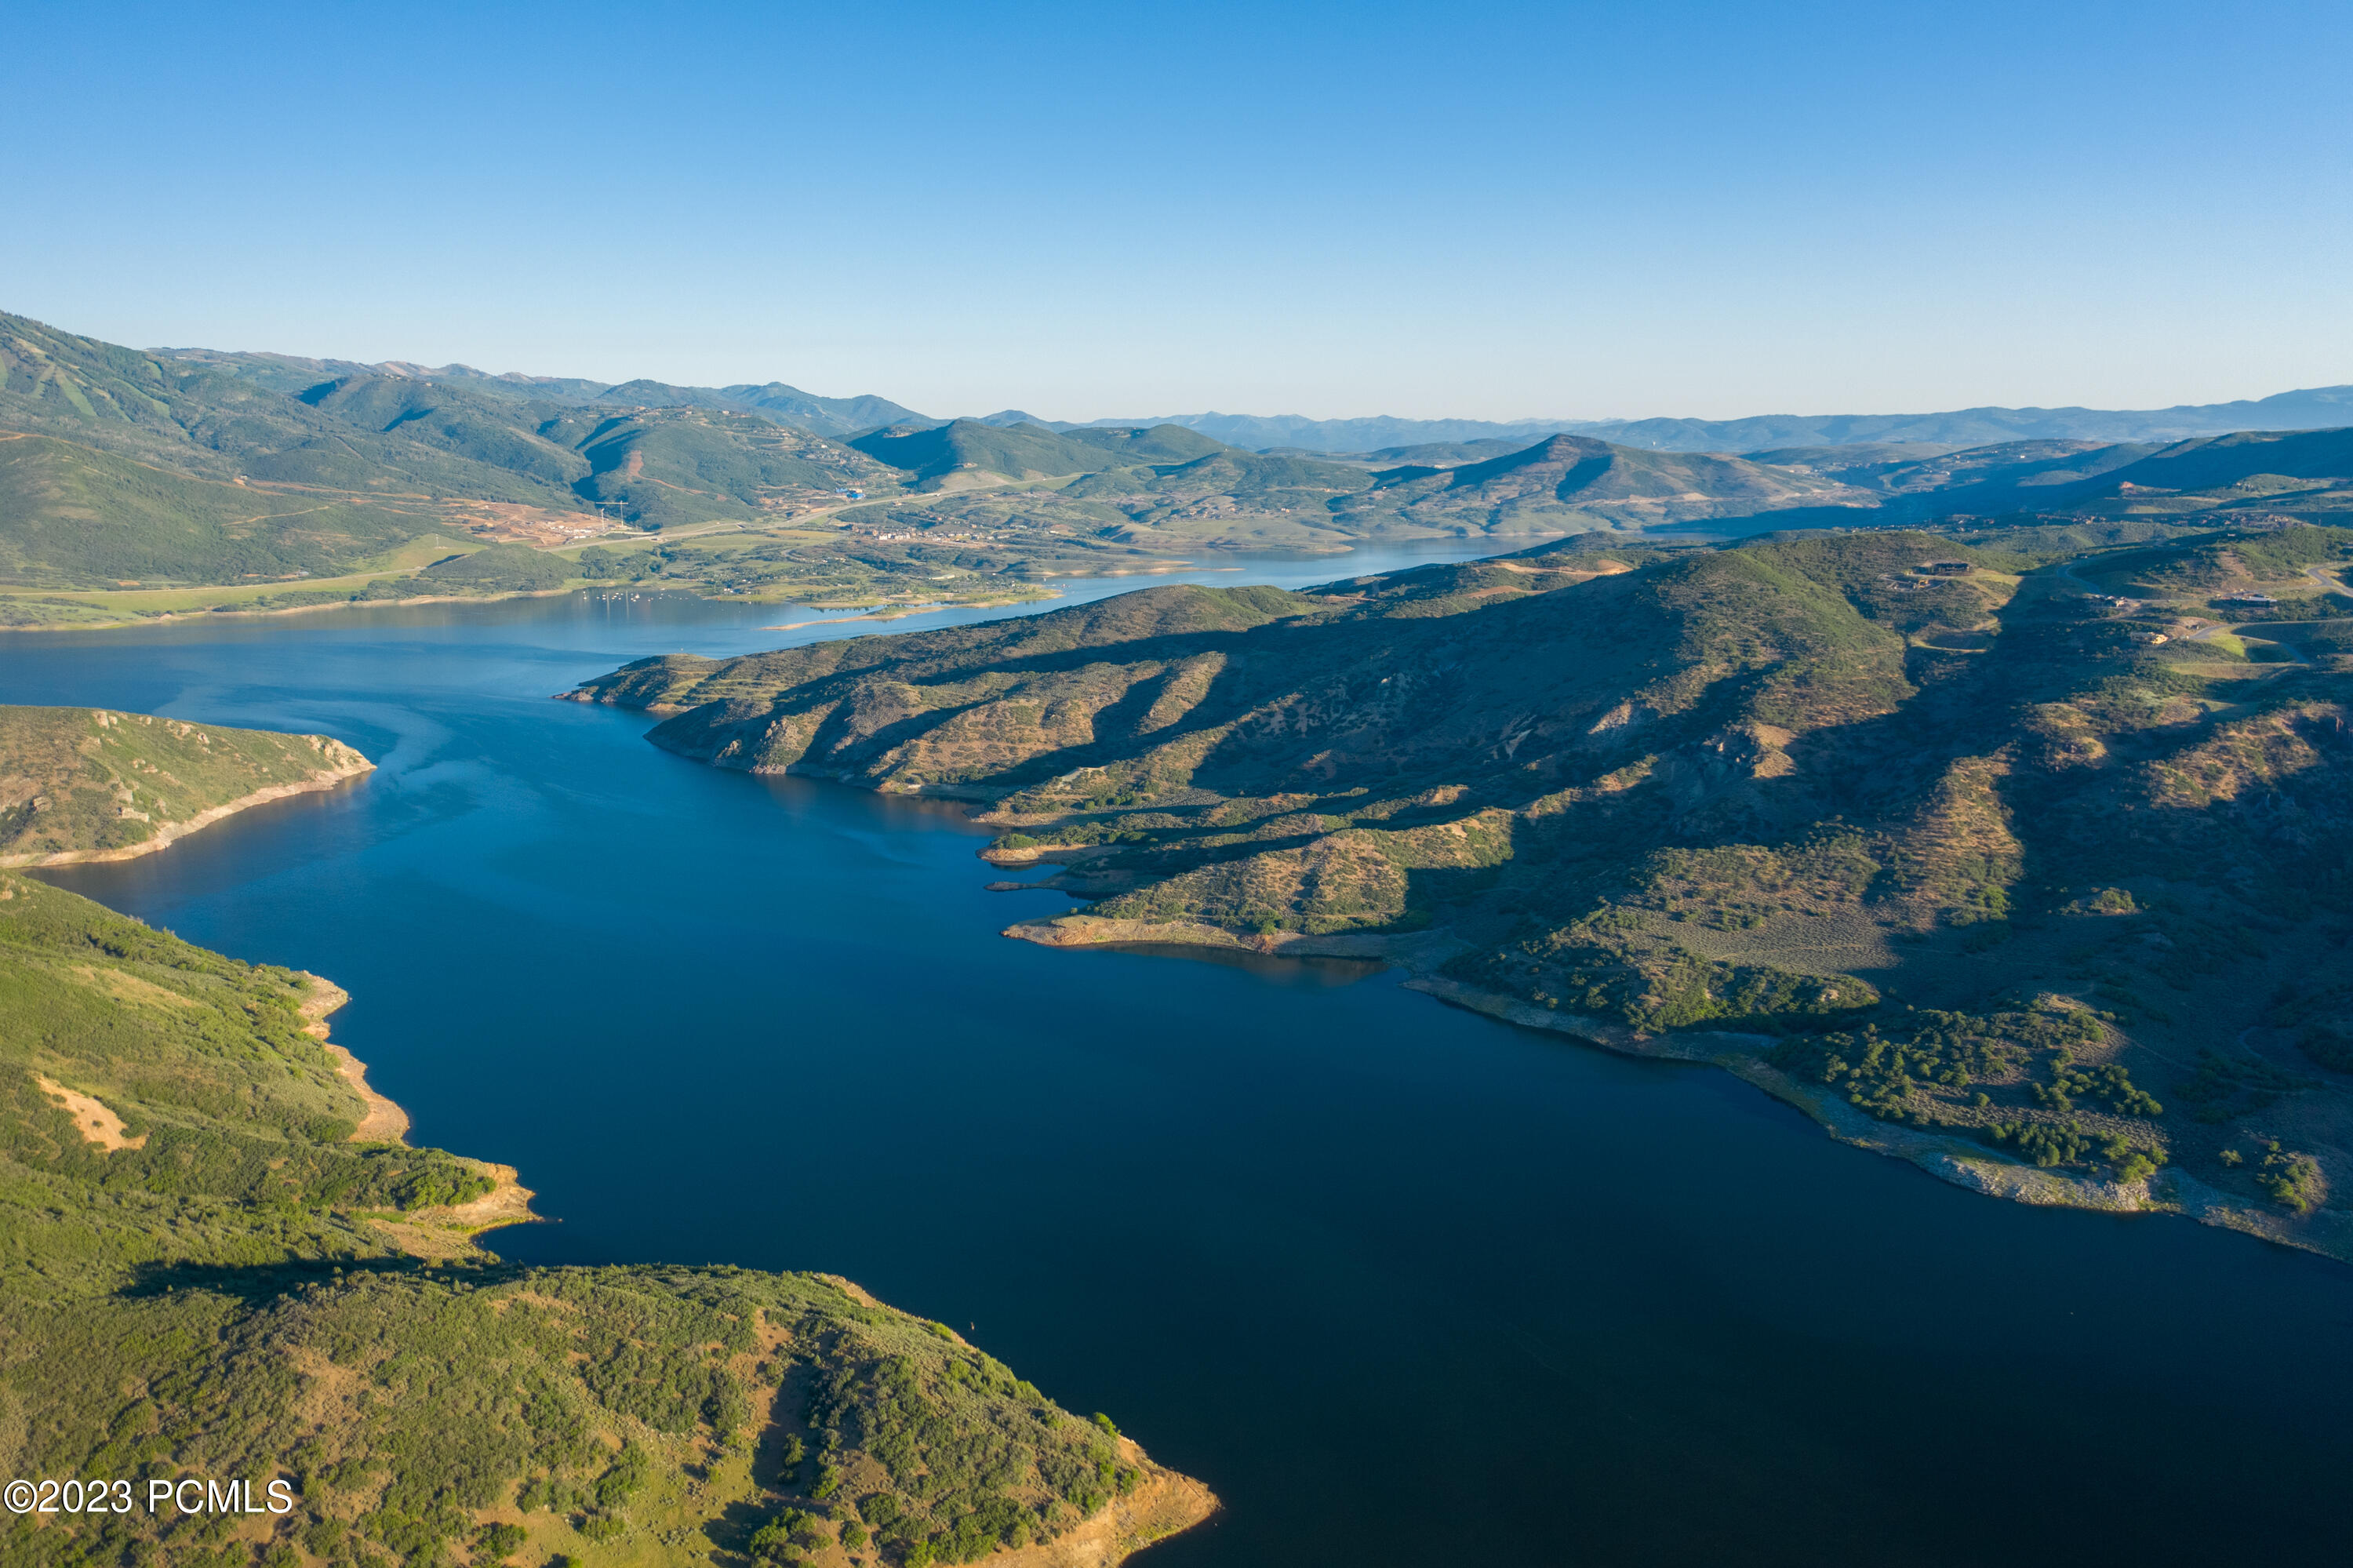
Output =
[{"x1": 9, "y1": 0, "x2": 2348, "y2": 420}]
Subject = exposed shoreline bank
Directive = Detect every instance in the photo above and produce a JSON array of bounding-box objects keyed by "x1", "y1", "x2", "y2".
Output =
[
  {"x1": 0, "y1": 750, "x2": 376, "y2": 868},
  {"x1": 290, "y1": 971, "x2": 537, "y2": 1253},
  {"x1": 296, "y1": 970, "x2": 1213, "y2": 1554},
  {"x1": 38, "y1": 774, "x2": 1217, "y2": 1563},
  {"x1": 992, "y1": 911, "x2": 2353, "y2": 1265}
]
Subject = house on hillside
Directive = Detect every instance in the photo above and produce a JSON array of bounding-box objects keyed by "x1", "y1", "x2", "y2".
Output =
[
  {"x1": 1917, "y1": 560, "x2": 1971, "y2": 575},
  {"x1": 2214, "y1": 592, "x2": 2278, "y2": 606}
]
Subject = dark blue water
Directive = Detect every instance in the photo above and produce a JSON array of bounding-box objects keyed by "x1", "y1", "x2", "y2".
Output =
[{"x1": 11, "y1": 562, "x2": 2353, "y2": 1567}]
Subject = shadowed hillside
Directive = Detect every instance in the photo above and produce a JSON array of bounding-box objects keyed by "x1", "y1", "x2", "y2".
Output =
[
  {"x1": 576, "y1": 527, "x2": 2353, "y2": 1261},
  {"x1": 850, "y1": 420, "x2": 1135, "y2": 489}
]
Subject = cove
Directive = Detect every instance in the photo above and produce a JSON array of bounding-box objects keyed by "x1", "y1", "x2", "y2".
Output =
[{"x1": 9, "y1": 551, "x2": 2353, "y2": 1568}]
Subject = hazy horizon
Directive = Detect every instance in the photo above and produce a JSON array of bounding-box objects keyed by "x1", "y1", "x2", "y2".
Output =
[{"x1": 122, "y1": 326, "x2": 2352, "y2": 430}]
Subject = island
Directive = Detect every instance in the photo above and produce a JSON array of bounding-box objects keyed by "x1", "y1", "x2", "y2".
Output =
[
  {"x1": 0, "y1": 721, "x2": 1213, "y2": 1566},
  {"x1": 569, "y1": 522, "x2": 2353, "y2": 1262}
]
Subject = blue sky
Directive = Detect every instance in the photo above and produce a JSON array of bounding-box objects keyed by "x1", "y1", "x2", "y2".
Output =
[{"x1": 9, "y1": 0, "x2": 2349, "y2": 420}]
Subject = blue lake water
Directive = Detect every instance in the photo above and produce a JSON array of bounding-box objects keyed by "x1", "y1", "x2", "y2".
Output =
[{"x1": 10, "y1": 548, "x2": 2353, "y2": 1566}]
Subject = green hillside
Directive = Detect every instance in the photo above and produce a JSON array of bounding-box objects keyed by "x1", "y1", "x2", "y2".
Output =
[
  {"x1": 2093, "y1": 426, "x2": 2353, "y2": 495},
  {"x1": 1058, "y1": 424, "x2": 1230, "y2": 464},
  {"x1": 566, "y1": 408, "x2": 900, "y2": 528},
  {"x1": 599, "y1": 379, "x2": 926, "y2": 437},
  {"x1": 27, "y1": 305, "x2": 2353, "y2": 602},
  {"x1": 0, "y1": 871, "x2": 1210, "y2": 1568},
  {"x1": 1, "y1": 318, "x2": 600, "y2": 510},
  {"x1": 1362, "y1": 438, "x2": 1540, "y2": 465},
  {"x1": 577, "y1": 526, "x2": 2353, "y2": 1260},
  {"x1": 294, "y1": 376, "x2": 588, "y2": 490},
  {"x1": 849, "y1": 420, "x2": 1125, "y2": 489},
  {"x1": 1340, "y1": 433, "x2": 1870, "y2": 534},
  {"x1": 1824, "y1": 430, "x2": 2353, "y2": 526},
  {"x1": 163, "y1": 347, "x2": 614, "y2": 405},
  {"x1": 0, "y1": 434, "x2": 438, "y2": 588},
  {"x1": 0, "y1": 313, "x2": 261, "y2": 475},
  {"x1": 0, "y1": 313, "x2": 920, "y2": 583},
  {"x1": 0, "y1": 705, "x2": 371, "y2": 866}
]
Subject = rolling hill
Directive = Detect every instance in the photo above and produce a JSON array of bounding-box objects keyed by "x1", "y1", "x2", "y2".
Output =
[
  {"x1": 562, "y1": 406, "x2": 902, "y2": 527},
  {"x1": 18, "y1": 304, "x2": 2353, "y2": 597},
  {"x1": 573, "y1": 525, "x2": 2353, "y2": 1261},
  {"x1": 595, "y1": 378, "x2": 926, "y2": 436},
  {"x1": 1338, "y1": 433, "x2": 1871, "y2": 533},
  {"x1": 167, "y1": 347, "x2": 929, "y2": 436},
  {"x1": 2, "y1": 317, "x2": 594, "y2": 508},
  {"x1": 849, "y1": 420, "x2": 1134, "y2": 489},
  {"x1": 0, "y1": 432, "x2": 442, "y2": 586},
  {"x1": 0, "y1": 312, "x2": 928, "y2": 581},
  {"x1": 1831, "y1": 427, "x2": 2353, "y2": 523}
]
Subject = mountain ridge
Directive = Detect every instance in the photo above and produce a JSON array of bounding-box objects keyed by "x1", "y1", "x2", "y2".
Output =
[{"x1": 140, "y1": 318, "x2": 2353, "y2": 454}]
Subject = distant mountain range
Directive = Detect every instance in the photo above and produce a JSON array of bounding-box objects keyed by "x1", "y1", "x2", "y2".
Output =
[
  {"x1": 158, "y1": 346, "x2": 925, "y2": 438},
  {"x1": 973, "y1": 409, "x2": 1579, "y2": 452},
  {"x1": 154, "y1": 338, "x2": 2353, "y2": 455},
  {"x1": 983, "y1": 392, "x2": 2353, "y2": 456},
  {"x1": 3, "y1": 304, "x2": 2351, "y2": 591}
]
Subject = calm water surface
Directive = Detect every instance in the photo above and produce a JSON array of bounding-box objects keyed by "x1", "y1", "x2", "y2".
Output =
[{"x1": 11, "y1": 550, "x2": 2353, "y2": 1566}]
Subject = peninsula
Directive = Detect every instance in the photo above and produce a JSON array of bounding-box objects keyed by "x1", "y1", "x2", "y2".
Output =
[
  {"x1": 0, "y1": 705, "x2": 371, "y2": 864},
  {"x1": 571, "y1": 522, "x2": 2353, "y2": 1261},
  {"x1": 0, "y1": 721, "x2": 1213, "y2": 1566}
]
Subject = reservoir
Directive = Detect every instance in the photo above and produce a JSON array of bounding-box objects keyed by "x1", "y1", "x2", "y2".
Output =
[{"x1": 10, "y1": 548, "x2": 2353, "y2": 1567}]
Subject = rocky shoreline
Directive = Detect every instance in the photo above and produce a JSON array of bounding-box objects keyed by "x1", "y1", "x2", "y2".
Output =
[
  {"x1": 0, "y1": 745, "x2": 374, "y2": 867},
  {"x1": 998, "y1": 908, "x2": 2353, "y2": 1266}
]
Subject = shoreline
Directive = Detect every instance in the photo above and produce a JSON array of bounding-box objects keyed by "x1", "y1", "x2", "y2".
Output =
[
  {"x1": 0, "y1": 751, "x2": 376, "y2": 868},
  {"x1": 291, "y1": 970, "x2": 540, "y2": 1253},
  {"x1": 0, "y1": 585, "x2": 584, "y2": 634},
  {"x1": 0, "y1": 530, "x2": 1497, "y2": 635},
  {"x1": 278, "y1": 937, "x2": 1213, "y2": 1559},
  {"x1": 996, "y1": 914, "x2": 2353, "y2": 1265},
  {"x1": 555, "y1": 699, "x2": 2351, "y2": 1272}
]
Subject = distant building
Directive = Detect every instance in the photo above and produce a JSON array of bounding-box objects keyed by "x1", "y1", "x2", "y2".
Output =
[
  {"x1": 1918, "y1": 560, "x2": 1971, "y2": 575},
  {"x1": 2215, "y1": 592, "x2": 2278, "y2": 606}
]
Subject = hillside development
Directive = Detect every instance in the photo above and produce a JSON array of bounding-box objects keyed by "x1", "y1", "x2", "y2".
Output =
[
  {"x1": 0, "y1": 706, "x2": 372, "y2": 865},
  {"x1": 0, "y1": 831, "x2": 1210, "y2": 1566},
  {"x1": 572, "y1": 524, "x2": 2353, "y2": 1261}
]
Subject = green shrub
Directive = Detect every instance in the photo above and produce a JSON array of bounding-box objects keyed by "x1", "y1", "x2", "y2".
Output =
[{"x1": 473, "y1": 1521, "x2": 527, "y2": 1562}]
